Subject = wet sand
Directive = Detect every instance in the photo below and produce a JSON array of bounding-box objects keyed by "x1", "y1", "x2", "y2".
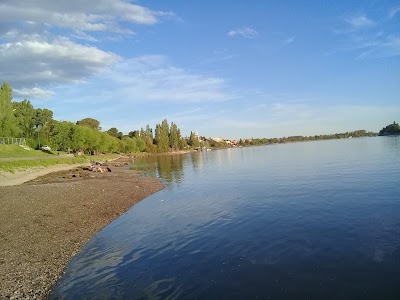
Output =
[{"x1": 0, "y1": 160, "x2": 163, "y2": 299}]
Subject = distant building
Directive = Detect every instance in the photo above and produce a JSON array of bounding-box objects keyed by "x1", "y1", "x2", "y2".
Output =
[{"x1": 210, "y1": 137, "x2": 224, "y2": 142}]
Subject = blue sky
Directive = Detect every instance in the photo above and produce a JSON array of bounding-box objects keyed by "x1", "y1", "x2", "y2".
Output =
[{"x1": 0, "y1": 1, "x2": 399, "y2": 139}]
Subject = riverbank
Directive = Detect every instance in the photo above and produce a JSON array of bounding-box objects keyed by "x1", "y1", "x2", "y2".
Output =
[
  {"x1": 0, "y1": 161, "x2": 163, "y2": 299},
  {"x1": 0, "y1": 164, "x2": 86, "y2": 187}
]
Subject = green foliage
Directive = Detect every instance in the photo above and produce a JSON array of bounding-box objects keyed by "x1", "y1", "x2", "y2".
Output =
[
  {"x1": 140, "y1": 125, "x2": 155, "y2": 152},
  {"x1": 0, "y1": 82, "x2": 203, "y2": 156},
  {"x1": 178, "y1": 136, "x2": 188, "y2": 149},
  {"x1": 189, "y1": 131, "x2": 200, "y2": 148},
  {"x1": 0, "y1": 145, "x2": 53, "y2": 157},
  {"x1": 237, "y1": 130, "x2": 377, "y2": 147},
  {"x1": 0, "y1": 82, "x2": 19, "y2": 137},
  {"x1": 155, "y1": 119, "x2": 170, "y2": 152},
  {"x1": 128, "y1": 130, "x2": 140, "y2": 138},
  {"x1": 34, "y1": 108, "x2": 53, "y2": 128},
  {"x1": 0, "y1": 156, "x2": 88, "y2": 173},
  {"x1": 169, "y1": 122, "x2": 180, "y2": 150},
  {"x1": 29, "y1": 107, "x2": 55, "y2": 149},
  {"x1": 13, "y1": 99, "x2": 35, "y2": 138},
  {"x1": 121, "y1": 136, "x2": 146, "y2": 153},
  {"x1": 379, "y1": 121, "x2": 400, "y2": 136},
  {"x1": 106, "y1": 127, "x2": 123, "y2": 139},
  {"x1": 76, "y1": 117, "x2": 101, "y2": 130}
]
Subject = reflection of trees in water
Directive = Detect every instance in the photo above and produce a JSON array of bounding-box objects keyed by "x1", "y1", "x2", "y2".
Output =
[
  {"x1": 156, "y1": 154, "x2": 185, "y2": 186},
  {"x1": 130, "y1": 154, "x2": 190, "y2": 187},
  {"x1": 381, "y1": 135, "x2": 400, "y2": 152},
  {"x1": 190, "y1": 152, "x2": 203, "y2": 173},
  {"x1": 129, "y1": 157, "x2": 157, "y2": 178}
]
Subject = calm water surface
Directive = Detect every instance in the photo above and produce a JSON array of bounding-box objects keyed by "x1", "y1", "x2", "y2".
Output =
[{"x1": 51, "y1": 137, "x2": 400, "y2": 299}]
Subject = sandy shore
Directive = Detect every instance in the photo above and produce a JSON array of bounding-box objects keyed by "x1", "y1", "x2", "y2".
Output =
[
  {"x1": 0, "y1": 164, "x2": 87, "y2": 187},
  {"x1": 0, "y1": 160, "x2": 163, "y2": 299}
]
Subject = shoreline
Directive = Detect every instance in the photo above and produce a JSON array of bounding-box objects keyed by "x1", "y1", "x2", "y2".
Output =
[
  {"x1": 0, "y1": 159, "x2": 163, "y2": 299},
  {"x1": 0, "y1": 164, "x2": 87, "y2": 187}
]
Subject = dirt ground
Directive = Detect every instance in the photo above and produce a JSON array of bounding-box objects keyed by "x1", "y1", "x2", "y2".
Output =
[{"x1": 0, "y1": 160, "x2": 163, "y2": 299}]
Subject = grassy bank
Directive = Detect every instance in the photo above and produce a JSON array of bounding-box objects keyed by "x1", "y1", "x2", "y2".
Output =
[
  {"x1": 0, "y1": 157, "x2": 88, "y2": 172},
  {"x1": 0, "y1": 154, "x2": 121, "y2": 173},
  {"x1": 0, "y1": 145, "x2": 54, "y2": 158}
]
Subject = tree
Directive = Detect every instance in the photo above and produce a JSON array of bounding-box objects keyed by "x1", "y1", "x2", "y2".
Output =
[
  {"x1": 33, "y1": 108, "x2": 53, "y2": 147},
  {"x1": 76, "y1": 118, "x2": 101, "y2": 130},
  {"x1": 0, "y1": 82, "x2": 19, "y2": 137},
  {"x1": 155, "y1": 119, "x2": 170, "y2": 152},
  {"x1": 50, "y1": 121, "x2": 73, "y2": 151},
  {"x1": 34, "y1": 108, "x2": 53, "y2": 129},
  {"x1": 169, "y1": 122, "x2": 180, "y2": 150},
  {"x1": 128, "y1": 130, "x2": 140, "y2": 138},
  {"x1": 107, "y1": 127, "x2": 119, "y2": 138},
  {"x1": 189, "y1": 131, "x2": 200, "y2": 148},
  {"x1": 140, "y1": 125, "x2": 155, "y2": 152},
  {"x1": 13, "y1": 99, "x2": 35, "y2": 138},
  {"x1": 178, "y1": 136, "x2": 188, "y2": 149},
  {"x1": 379, "y1": 121, "x2": 400, "y2": 136}
]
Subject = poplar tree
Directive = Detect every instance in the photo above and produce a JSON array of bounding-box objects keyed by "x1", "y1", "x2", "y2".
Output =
[
  {"x1": 0, "y1": 82, "x2": 19, "y2": 137},
  {"x1": 189, "y1": 131, "x2": 200, "y2": 148},
  {"x1": 155, "y1": 119, "x2": 170, "y2": 152},
  {"x1": 169, "y1": 122, "x2": 179, "y2": 150}
]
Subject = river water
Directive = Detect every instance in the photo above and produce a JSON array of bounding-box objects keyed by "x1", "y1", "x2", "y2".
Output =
[{"x1": 51, "y1": 137, "x2": 400, "y2": 299}]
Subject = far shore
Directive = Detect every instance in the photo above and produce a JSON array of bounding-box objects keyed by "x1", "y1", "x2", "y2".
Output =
[{"x1": 0, "y1": 158, "x2": 164, "y2": 299}]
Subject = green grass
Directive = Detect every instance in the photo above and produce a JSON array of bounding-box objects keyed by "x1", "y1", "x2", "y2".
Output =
[
  {"x1": 0, "y1": 153, "x2": 121, "y2": 172},
  {"x1": 0, "y1": 144, "x2": 54, "y2": 158},
  {"x1": 0, "y1": 157, "x2": 89, "y2": 172}
]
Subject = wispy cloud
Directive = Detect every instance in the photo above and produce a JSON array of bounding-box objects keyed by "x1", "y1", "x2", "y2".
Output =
[
  {"x1": 71, "y1": 30, "x2": 99, "y2": 42},
  {"x1": 389, "y1": 6, "x2": 400, "y2": 18},
  {"x1": 334, "y1": 12, "x2": 400, "y2": 59},
  {"x1": 108, "y1": 55, "x2": 232, "y2": 103},
  {"x1": 284, "y1": 36, "x2": 295, "y2": 45},
  {"x1": 54, "y1": 55, "x2": 233, "y2": 105},
  {"x1": 346, "y1": 14, "x2": 375, "y2": 29},
  {"x1": 357, "y1": 35, "x2": 400, "y2": 59},
  {"x1": 227, "y1": 27, "x2": 258, "y2": 39}
]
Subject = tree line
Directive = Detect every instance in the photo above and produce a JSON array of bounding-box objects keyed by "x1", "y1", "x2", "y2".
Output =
[
  {"x1": 0, "y1": 82, "x2": 200, "y2": 154},
  {"x1": 378, "y1": 121, "x2": 400, "y2": 136},
  {"x1": 237, "y1": 130, "x2": 377, "y2": 146}
]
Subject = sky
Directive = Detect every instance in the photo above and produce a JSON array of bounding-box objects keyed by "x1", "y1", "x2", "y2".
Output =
[{"x1": 0, "y1": 0, "x2": 399, "y2": 139}]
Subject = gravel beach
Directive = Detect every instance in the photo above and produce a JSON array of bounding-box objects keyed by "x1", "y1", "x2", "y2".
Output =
[{"x1": 0, "y1": 160, "x2": 163, "y2": 299}]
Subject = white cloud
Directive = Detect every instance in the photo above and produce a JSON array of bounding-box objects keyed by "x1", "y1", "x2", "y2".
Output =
[
  {"x1": 0, "y1": 0, "x2": 175, "y2": 99},
  {"x1": 13, "y1": 87, "x2": 55, "y2": 100},
  {"x1": 346, "y1": 14, "x2": 375, "y2": 29},
  {"x1": 0, "y1": 37, "x2": 121, "y2": 95},
  {"x1": 228, "y1": 27, "x2": 258, "y2": 39},
  {"x1": 100, "y1": 55, "x2": 232, "y2": 103},
  {"x1": 0, "y1": 0, "x2": 168, "y2": 34}
]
